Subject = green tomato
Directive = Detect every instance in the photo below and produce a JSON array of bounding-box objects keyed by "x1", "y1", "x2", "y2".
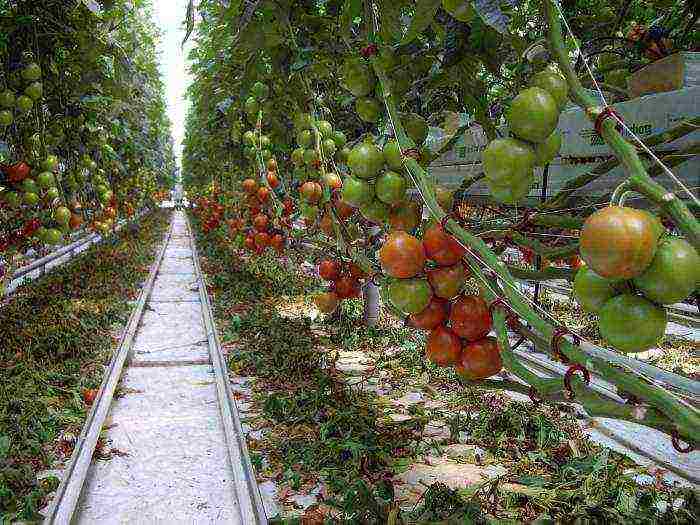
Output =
[
  {"x1": 482, "y1": 138, "x2": 535, "y2": 204},
  {"x1": 375, "y1": 170, "x2": 407, "y2": 205},
  {"x1": 348, "y1": 141, "x2": 384, "y2": 180},
  {"x1": 260, "y1": 135, "x2": 270, "y2": 148},
  {"x1": 261, "y1": 149, "x2": 272, "y2": 160},
  {"x1": 402, "y1": 113, "x2": 428, "y2": 145},
  {"x1": 37, "y1": 171, "x2": 55, "y2": 188},
  {"x1": 598, "y1": 294, "x2": 667, "y2": 353},
  {"x1": 22, "y1": 179, "x2": 38, "y2": 193},
  {"x1": 41, "y1": 155, "x2": 59, "y2": 172},
  {"x1": 321, "y1": 138, "x2": 336, "y2": 157},
  {"x1": 486, "y1": 174, "x2": 534, "y2": 205},
  {"x1": 244, "y1": 96, "x2": 259, "y2": 116},
  {"x1": 23, "y1": 191, "x2": 39, "y2": 206},
  {"x1": 45, "y1": 228, "x2": 62, "y2": 245},
  {"x1": 46, "y1": 187, "x2": 60, "y2": 200},
  {"x1": 54, "y1": 206, "x2": 71, "y2": 226},
  {"x1": 0, "y1": 90, "x2": 15, "y2": 108},
  {"x1": 303, "y1": 148, "x2": 318, "y2": 166},
  {"x1": 633, "y1": 237, "x2": 700, "y2": 305},
  {"x1": 387, "y1": 278, "x2": 432, "y2": 314},
  {"x1": 22, "y1": 63, "x2": 42, "y2": 81},
  {"x1": 573, "y1": 266, "x2": 621, "y2": 314},
  {"x1": 317, "y1": 120, "x2": 333, "y2": 138},
  {"x1": 355, "y1": 97, "x2": 381, "y2": 123},
  {"x1": 16, "y1": 95, "x2": 34, "y2": 113},
  {"x1": 383, "y1": 140, "x2": 403, "y2": 171},
  {"x1": 251, "y1": 81, "x2": 269, "y2": 101},
  {"x1": 359, "y1": 198, "x2": 390, "y2": 224},
  {"x1": 534, "y1": 130, "x2": 562, "y2": 166},
  {"x1": 333, "y1": 130, "x2": 347, "y2": 148},
  {"x1": 507, "y1": 87, "x2": 560, "y2": 143},
  {"x1": 243, "y1": 130, "x2": 256, "y2": 145},
  {"x1": 0, "y1": 110, "x2": 12, "y2": 127},
  {"x1": 3, "y1": 191, "x2": 20, "y2": 208},
  {"x1": 342, "y1": 58, "x2": 376, "y2": 97},
  {"x1": 291, "y1": 147, "x2": 305, "y2": 167},
  {"x1": 530, "y1": 66, "x2": 569, "y2": 110},
  {"x1": 25, "y1": 82, "x2": 43, "y2": 101},
  {"x1": 337, "y1": 146, "x2": 351, "y2": 164},
  {"x1": 341, "y1": 176, "x2": 374, "y2": 207},
  {"x1": 297, "y1": 129, "x2": 313, "y2": 148}
]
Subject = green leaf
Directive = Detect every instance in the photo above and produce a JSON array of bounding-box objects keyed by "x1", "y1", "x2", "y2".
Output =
[{"x1": 401, "y1": 0, "x2": 441, "y2": 45}]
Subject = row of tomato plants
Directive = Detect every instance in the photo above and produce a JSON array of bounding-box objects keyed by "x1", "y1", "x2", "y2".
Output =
[
  {"x1": 0, "y1": 1, "x2": 175, "y2": 294},
  {"x1": 182, "y1": 1, "x2": 698, "y2": 450}
]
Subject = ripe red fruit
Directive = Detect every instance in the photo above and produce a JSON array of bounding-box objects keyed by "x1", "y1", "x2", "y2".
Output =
[
  {"x1": 449, "y1": 295, "x2": 492, "y2": 342},
  {"x1": 423, "y1": 223, "x2": 465, "y2": 266},
  {"x1": 83, "y1": 388, "x2": 98, "y2": 405},
  {"x1": 257, "y1": 186, "x2": 270, "y2": 203},
  {"x1": 254, "y1": 232, "x2": 269, "y2": 248},
  {"x1": 242, "y1": 178, "x2": 258, "y2": 194},
  {"x1": 3, "y1": 161, "x2": 31, "y2": 183},
  {"x1": 253, "y1": 213, "x2": 269, "y2": 232},
  {"x1": 409, "y1": 297, "x2": 448, "y2": 331},
  {"x1": 334, "y1": 275, "x2": 360, "y2": 299},
  {"x1": 426, "y1": 325, "x2": 462, "y2": 367},
  {"x1": 266, "y1": 171, "x2": 279, "y2": 188},
  {"x1": 456, "y1": 337, "x2": 502, "y2": 380},
  {"x1": 334, "y1": 199, "x2": 355, "y2": 219},
  {"x1": 270, "y1": 233, "x2": 284, "y2": 253},
  {"x1": 427, "y1": 263, "x2": 467, "y2": 299},
  {"x1": 300, "y1": 181, "x2": 322, "y2": 203},
  {"x1": 319, "y1": 259, "x2": 341, "y2": 281},
  {"x1": 378, "y1": 231, "x2": 426, "y2": 278},
  {"x1": 244, "y1": 235, "x2": 255, "y2": 250}
]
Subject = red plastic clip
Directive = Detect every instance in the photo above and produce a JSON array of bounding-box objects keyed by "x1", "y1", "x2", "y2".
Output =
[
  {"x1": 671, "y1": 429, "x2": 695, "y2": 453},
  {"x1": 439, "y1": 213, "x2": 453, "y2": 231},
  {"x1": 594, "y1": 106, "x2": 624, "y2": 136},
  {"x1": 403, "y1": 148, "x2": 421, "y2": 161},
  {"x1": 563, "y1": 363, "x2": 590, "y2": 399},
  {"x1": 551, "y1": 327, "x2": 580, "y2": 364}
]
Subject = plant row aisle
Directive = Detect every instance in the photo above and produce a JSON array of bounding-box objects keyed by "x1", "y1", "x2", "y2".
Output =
[
  {"x1": 192, "y1": 218, "x2": 698, "y2": 522},
  {"x1": 0, "y1": 0, "x2": 176, "y2": 520},
  {"x1": 0, "y1": 209, "x2": 170, "y2": 521},
  {"x1": 182, "y1": 0, "x2": 699, "y2": 520},
  {"x1": 0, "y1": 0, "x2": 176, "y2": 292}
]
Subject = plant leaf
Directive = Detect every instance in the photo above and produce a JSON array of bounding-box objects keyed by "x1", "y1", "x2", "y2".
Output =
[{"x1": 401, "y1": 0, "x2": 441, "y2": 45}]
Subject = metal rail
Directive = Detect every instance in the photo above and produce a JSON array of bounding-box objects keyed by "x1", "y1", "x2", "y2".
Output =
[
  {"x1": 44, "y1": 217, "x2": 173, "y2": 524},
  {"x1": 185, "y1": 213, "x2": 269, "y2": 525},
  {"x1": 4, "y1": 210, "x2": 150, "y2": 297},
  {"x1": 511, "y1": 344, "x2": 700, "y2": 486}
]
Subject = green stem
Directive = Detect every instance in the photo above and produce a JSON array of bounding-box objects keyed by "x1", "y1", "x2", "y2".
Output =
[
  {"x1": 544, "y1": 0, "x2": 700, "y2": 251},
  {"x1": 371, "y1": 48, "x2": 700, "y2": 445}
]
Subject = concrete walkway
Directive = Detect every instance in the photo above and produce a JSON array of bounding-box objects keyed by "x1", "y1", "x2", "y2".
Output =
[{"x1": 75, "y1": 211, "x2": 243, "y2": 524}]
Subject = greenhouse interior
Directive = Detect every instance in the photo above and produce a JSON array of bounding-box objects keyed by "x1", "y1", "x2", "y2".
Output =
[{"x1": 0, "y1": 0, "x2": 699, "y2": 523}]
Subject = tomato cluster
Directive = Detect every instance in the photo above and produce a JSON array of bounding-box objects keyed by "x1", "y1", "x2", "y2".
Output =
[
  {"x1": 314, "y1": 259, "x2": 368, "y2": 313},
  {"x1": 482, "y1": 64, "x2": 568, "y2": 204},
  {"x1": 575, "y1": 205, "x2": 699, "y2": 353}
]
